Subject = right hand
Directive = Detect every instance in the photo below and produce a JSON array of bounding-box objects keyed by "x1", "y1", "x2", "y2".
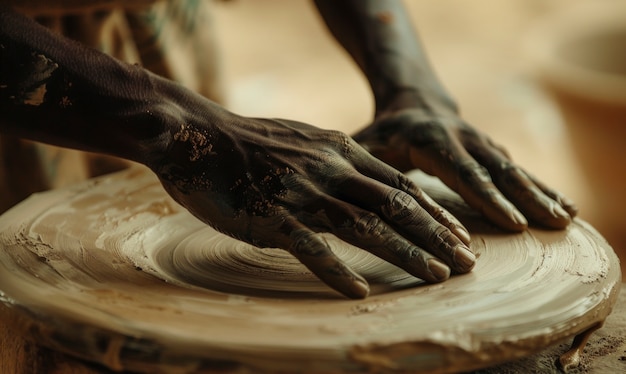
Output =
[
  {"x1": 150, "y1": 112, "x2": 475, "y2": 299},
  {"x1": 353, "y1": 105, "x2": 578, "y2": 232}
]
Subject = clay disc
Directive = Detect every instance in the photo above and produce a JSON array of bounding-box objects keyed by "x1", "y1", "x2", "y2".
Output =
[{"x1": 0, "y1": 167, "x2": 620, "y2": 373}]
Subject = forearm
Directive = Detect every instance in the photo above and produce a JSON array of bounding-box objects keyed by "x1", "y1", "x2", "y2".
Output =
[
  {"x1": 0, "y1": 6, "x2": 183, "y2": 165},
  {"x1": 313, "y1": 0, "x2": 457, "y2": 116}
]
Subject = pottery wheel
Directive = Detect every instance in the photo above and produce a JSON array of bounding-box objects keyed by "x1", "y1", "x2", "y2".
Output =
[{"x1": 0, "y1": 167, "x2": 620, "y2": 373}]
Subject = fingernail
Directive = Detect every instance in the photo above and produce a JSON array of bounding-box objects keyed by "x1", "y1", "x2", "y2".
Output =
[
  {"x1": 348, "y1": 279, "x2": 370, "y2": 299},
  {"x1": 561, "y1": 197, "x2": 578, "y2": 216},
  {"x1": 510, "y1": 207, "x2": 528, "y2": 227},
  {"x1": 553, "y1": 203, "x2": 571, "y2": 221},
  {"x1": 495, "y1": 194, "x2": 527, "y2": 229},
  {"x1": 565, "y1": 203, "x2": 578, "y2": 217},
  {"x1": 455, "y1": 245, "x2": 476, "y2": 272},
  {"x1": 428, "y1": 259, "x2": 450, "y2": 281},
  {"x1": 452, "y1": 226, "x2": 472, "y2": 245}
]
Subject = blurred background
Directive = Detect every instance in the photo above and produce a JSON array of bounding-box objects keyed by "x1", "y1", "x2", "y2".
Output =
[{"x1": 212, "y1": 0, "x2": 626, "y2": 273}]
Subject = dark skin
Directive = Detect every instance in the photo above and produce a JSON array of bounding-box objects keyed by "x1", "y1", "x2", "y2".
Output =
[
  {"x1": 314, "y1": 0, "x2": 577, "y2": 230},
  {"x1": 0, "y1": 2, "x2": 576, "y2": 299}
]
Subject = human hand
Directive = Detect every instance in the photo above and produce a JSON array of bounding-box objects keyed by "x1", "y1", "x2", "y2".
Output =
[
  {"x1": 151, "y1": 114, "x2": 475, "y2": 299},
  {"x1": 353, "y1": 106, "x2": 578, "y2": 231}
]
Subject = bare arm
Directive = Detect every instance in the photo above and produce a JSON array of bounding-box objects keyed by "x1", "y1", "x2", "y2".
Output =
[
  {"x1": 313, "y1": 0, "x2": 455, "y2": 116},
  {"x1": 1, "y1": 6, "x2": 475, "y2": 299},
  {"x1": 313, "y1": 0, "x2": 577, "y2": 230},
  {"x1": 0, "y1": 5, "x2": 189, "y2": 164}
]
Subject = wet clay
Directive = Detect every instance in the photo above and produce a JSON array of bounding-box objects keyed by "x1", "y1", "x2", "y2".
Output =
[
  {"x1": 0, "y1": 167, "x2": 620, "y2": 373},
  {"x1": 559, "y1": 322, "x2": 603, "y2": 371}
]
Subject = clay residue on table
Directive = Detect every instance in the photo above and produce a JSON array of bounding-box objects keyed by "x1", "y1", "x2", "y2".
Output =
[{"x1": 0, "y1": 167, "x2": 621, "y2": 373}]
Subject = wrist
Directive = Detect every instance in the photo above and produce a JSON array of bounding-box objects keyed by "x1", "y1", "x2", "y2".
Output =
[
  {"x1": 143, "y1": 75, "x2": 237, "y2": 177},
  {"x1": 375, "y1": 85, "x2": 459, "y2": 120}
]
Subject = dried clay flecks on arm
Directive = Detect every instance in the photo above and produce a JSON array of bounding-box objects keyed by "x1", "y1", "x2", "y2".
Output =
[{"x1": 2, "y1": 51, "x2": 59, "y2": 107}]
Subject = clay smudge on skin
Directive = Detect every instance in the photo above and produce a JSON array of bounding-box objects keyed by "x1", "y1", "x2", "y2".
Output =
[
  {"x1": 172, "y1": 124, "x2": 215, "y2": 162},
  {"x1": 559, "y1": 321, "x2": 603, "y2": 371},
  {"x1": 10, "y1": 53, "x2": 59, "y2": 106},
  {"x1": 23, "y1": 83, "x2": 47, "y2": 106},
  {"x1": 0, "y1": 41, "x2": 78, "y2": 110}
]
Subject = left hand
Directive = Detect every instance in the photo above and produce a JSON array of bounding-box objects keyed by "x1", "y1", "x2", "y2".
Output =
[{"x1": 353, "y1": 106, "x2": 578, "y2": 231}]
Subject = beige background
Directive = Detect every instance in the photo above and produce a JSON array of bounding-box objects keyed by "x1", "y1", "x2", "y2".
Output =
[{"x1": 2, "y1": 1, "x2": 626, "y2": 373}]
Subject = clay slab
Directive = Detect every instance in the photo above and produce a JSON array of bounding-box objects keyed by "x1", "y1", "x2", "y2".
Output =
[{"x1": 0, "y1": 167, "x2": 620, "y2": 373}]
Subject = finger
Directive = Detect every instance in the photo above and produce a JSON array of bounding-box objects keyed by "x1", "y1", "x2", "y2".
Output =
[
  {"x1": 279, "y1": 216, "x2": 370, "y2": 299},
  {"x1": 527, "y1": 173, "x2": 578, "y2": 218},
  {"x1": 471, "y1": 146, "x2": 574, "y2": 229},
  {"x1": 333, "y1": 173, "x2": 475, "y2": 274},
  {"x1": 410, "y1": 140, "x2": 529, "y2": 232},
  {"x1": 354, "y1": 122, "x2": 528, "y2": 231},
  {"x1": 410, "y1": 186, "x2": 472, "y2": 246},
  {"x1": 493, "y1": 162, "x2": 571, "y2": 229},
  {"x1": 345, "y1": 144, "x2": 472, "y2": 245},
  {"x1": 304, "y1": 194, "x2": 454, "y2": 282}
]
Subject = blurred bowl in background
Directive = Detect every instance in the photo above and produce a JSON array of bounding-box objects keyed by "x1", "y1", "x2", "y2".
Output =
[{"x1": 525, "y1": 1, "x2": 626, "y2": 267}]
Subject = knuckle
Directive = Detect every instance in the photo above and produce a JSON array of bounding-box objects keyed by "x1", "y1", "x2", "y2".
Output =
[
  {"x1": 304, "y1": 130, "x2": 356, "y2": 175},
  {"x1": 381, "y1": 189, "x2": 419, "y2": 223},
  {"x1": 325, "y1": 130, "x2": 354, "y2": 153},
  {"x1": 458, "y1": 123, "x2": 480, "y2": 138},
  {"x1": 482, "y1": 185, "x2": 502, "y2": 201},
  {"x1": 402, "y1": 246, "x2": 424, "y2": 263},
  {"x1": 396, "y1": 173, "x2": 417, "y2": 193},
  {"x1": 457, "y1": 126, "x2": 487, "y2": 149},
  {"x1": 393, "y1": 240, "x2": 422, "y2": 263},
  {"x1": 490, "y1": 140, "x2": 510, "y2": 156},
  {"x1": 498, "y1": 163, "x2": 529, "y2": 188},
  {"x1": 305, "y1": 148, "x2": 349, "y2": 178},
  {"x1": 353, "y1": 212, "x2": 387, "y2": 237},
  {"x1": 457, "y1": 160, "x2": 493, "y2": 185},
  {"x1": 457, "y1": 123, "x2": 488, "y2": 143},
  {"x1": 396, "y1": 173, "x2": 411, "y2": 189},
  {"x1": 289, "y1": 229, "x2": 326, "y2": 257},
  {"x1": 429, "y1": 204, "x2": 451, "y2": 224},
  {"x1": 428, "y1": 225, "x2": 455, "y2": 253},
  {"x1": 408, "y1": 120, "x2": 450, "y2": 147},
  {"x1": 498, "y1": 160, "x2": 519, "y2": 174}
]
